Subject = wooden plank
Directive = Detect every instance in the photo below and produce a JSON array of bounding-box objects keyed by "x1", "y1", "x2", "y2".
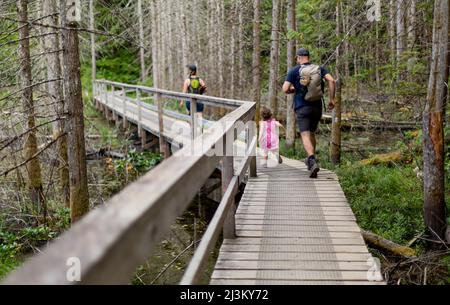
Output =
[
  {"x1": 217, "y1": 251, "x2": 372, "y2": 262},
  {"x1": 222, "y1": 237, "x2": 366, "y2": 246},
  {"x1": 210, "y1": 279, "x2": 385, "y2": 285},
  {"x1": 219, "y1": 244, "x2": 369, "y2": 253},
  {"x1": 234, "y1": 214, "x2": 356, "y2": 221},
  {"x1": 214, "y1": 260, "x2": 371, "y2": 271},
  {"x1": 239, "y1": 202, "x2": 351, "y2": 207},
  {"x1": 235, "y1": 224, "x2": 360, "y2": 233},
  {"x1": 236, "y1": 210, "x2": 355, "y2": 217},
  {"x1": 211, "y1": 270, "x2": 382, "y2": 281},
  {"x1": 234, "y1": 219, "x2": 360, "y2": 227},
  {"x1": 236, "y1": 231, "x2": 364, "y2": 238}
]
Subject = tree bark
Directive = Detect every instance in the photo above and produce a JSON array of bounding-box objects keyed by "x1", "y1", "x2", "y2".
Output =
[
  {"x1": 396, "y1": 0, "x2": 405, "y2": 63},
  {"x1": 42, "y1": 0, "x2": 69, "y2": 207},
  {"x1": 268, "y1": 0, "x2": 282, "y2": 116},
  {"x1": 238, "y1": 4, "x2": 245, "y2": 99},
  {"x1": 422, "y1": 0, "x2": 449, "y2": 243},
  {"x1": 285, "y1": 0, "x2": 296, "y2": 148},
  {"x1": 331, "y1": 2, "x2": 342, "y2": 165},
  {"x1": 389, "y1": 0, "x2": 396, "y2": 60},
  {"x1": 137, "y1": 0, "x2": 146, "y2": 82},
  {"x1": 18, "y1": 0, "x2": 46, "y2": 217},
  {"x1": 252, "y1": 0, "x2": 262, "y2": 124},
  {"x1": 60, "y1": 1, "x2": 90, "y2": 223}
]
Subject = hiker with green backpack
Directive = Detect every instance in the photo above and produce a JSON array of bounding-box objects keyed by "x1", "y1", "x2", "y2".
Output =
[
  {"x1": 181, "y1": 64, "x2": 207, "y2": 115},
  {"x1": 282, "y1": 48, "x2": 336, "y2": 178}
]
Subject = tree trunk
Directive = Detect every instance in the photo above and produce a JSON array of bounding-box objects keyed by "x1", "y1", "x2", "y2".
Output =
[
  {"x1": 330, "y1": 2, "x2": 342, "y2": 165},
  {"x1": 407, "y1": 0, "x2": 416, "y2": 50},
  {"x1": 252, "y1": 0, "x2": 261, "y2": 124},
  {"x1": 238, "y1": 4, "x2": 245, "y2": 99},
  {"x1": 42, "y1": 0, "x2": 69, "y2": 207},
  {"x1": 285, "y1": 0, "x2": 296, "y2": 148},
  {"x1": 137, "y1": 0, "x2": 146, "y2": 82},
  {"x1": 268, "y1": 0, "x2": 282, "y2": 116},
  {"x1": 389, "y1": 0, "x2": 396, "y2": 60},
  {"x1": 422, "y1": 0, "x2": 449, "y2": 243},
  {"x1": 331, "y1": 80, "x2": 342, "y2": 165},
  {"x1": 61, "y1": 1, "x2": 90, "y2": 223},
  {"x1": 18, "y1": 0, "x2": 46, "y2": 217},
  {"x1": 218, "y1": 1, "x2": 225, "y2": 98},
  {"x1": 396, "y1": 0, "x2": 405, "y2": 63}
]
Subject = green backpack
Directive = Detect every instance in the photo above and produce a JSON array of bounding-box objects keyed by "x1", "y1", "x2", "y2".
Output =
[{"x1": 188, "y1": 76, "x2": 201, "y2": 94}]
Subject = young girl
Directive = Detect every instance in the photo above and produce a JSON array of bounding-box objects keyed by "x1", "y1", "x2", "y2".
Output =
[{"x1": 259, "y1": 107, "x2": 284, "y2": 167}]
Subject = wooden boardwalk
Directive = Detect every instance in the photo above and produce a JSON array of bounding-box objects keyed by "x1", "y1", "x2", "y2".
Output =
[
  {"x1": 211, "y1": 158, "x2": 384, "y2": 285},
  {"x1": 95, "y1": 84, "x2": 384, "y2": 285}
]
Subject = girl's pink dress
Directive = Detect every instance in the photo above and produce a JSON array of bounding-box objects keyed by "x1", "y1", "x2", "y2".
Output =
[{"x1": 259, "y1": 119, "x2": 279, "y2": 152}]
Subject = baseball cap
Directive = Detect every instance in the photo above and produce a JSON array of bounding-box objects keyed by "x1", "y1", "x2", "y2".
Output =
[
  {"x1": 296, "y1": 48, "x2": 310, "y2": 57},
  {"x1": 186, "y1": 64, "x2": 197, "y2": 72}
]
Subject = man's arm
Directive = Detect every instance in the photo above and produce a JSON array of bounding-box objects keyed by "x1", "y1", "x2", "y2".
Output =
[
  {"x1": 324, "y1": 74, "x2": 336, "y2": 110},
  {"x1": 282, "y1": 81, "x2": 295, "y2": 94}
]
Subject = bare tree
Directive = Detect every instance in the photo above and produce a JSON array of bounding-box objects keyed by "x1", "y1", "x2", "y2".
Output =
[
  {"x1": 252, "y1": 0, "x2": 262, "y2": 124},
  {"x1": 422, "y1": 0, "x2": 449, "y2": 243},
  {"x1": 268, "y1": 0, "x2": 282, "y2": 116},
  {"x1": 42, "y1": 0, "x2": 69, "y2": 207},
  {"x1": 285, "y1": 0, "x2": 296, "y2": 148},
  {"x1": 17, "y1": 0, "x2": 46, "y2": 216},
  {"x1": 137, "y1": 0, "x2": 145, "y2": 82},
  {"x1": 60, "y1": 1, "x2": 90, "y2": 223}
]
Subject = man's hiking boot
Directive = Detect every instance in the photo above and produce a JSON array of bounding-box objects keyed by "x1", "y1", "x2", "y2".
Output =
[
  {"x1": 304, "y1": 158, "x2": 309, "y2": 169},
  {"x1": 307, "y1": 156, "x2": 320, "y2": 179}
]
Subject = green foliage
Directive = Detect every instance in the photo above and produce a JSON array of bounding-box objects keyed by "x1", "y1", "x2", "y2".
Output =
[
  {"x1": 113, "y1": 150, "x2": 163, "y2": 175},
  {"x1": 336, "y1": 164, "x2": 425, "y2": 244}
]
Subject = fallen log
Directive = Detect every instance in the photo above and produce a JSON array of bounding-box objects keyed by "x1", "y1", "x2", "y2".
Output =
[
  {"x1": 362, "y1": 230, "x2": 416, "y2": 258},
  {"x1": 86, "y1": 148, "x2": 125, "y2": 160},
  {"x1": 359, "y1": 150, "x2": 405, "y2": 166}
]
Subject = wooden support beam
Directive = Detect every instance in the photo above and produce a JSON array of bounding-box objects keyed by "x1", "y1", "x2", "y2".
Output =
[{"x1": 222, "y1": 142, "x2": 236, "y2": 239}]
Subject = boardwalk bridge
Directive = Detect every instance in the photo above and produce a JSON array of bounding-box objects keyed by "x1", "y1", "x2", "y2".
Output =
[{"x1": 3, "y1": 80, "x2": 384, "y2": 285}]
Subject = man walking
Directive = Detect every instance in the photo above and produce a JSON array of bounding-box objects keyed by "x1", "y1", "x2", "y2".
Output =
[{"x1": 282, "y1": 48, "x2": 336, "y2": 178}]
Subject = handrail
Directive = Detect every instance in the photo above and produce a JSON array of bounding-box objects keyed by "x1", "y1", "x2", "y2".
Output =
[
  {"x1": 97, "y1": 79, "x2": 242, "y2": 109},
  {"x1": 3, "y1": 80, "x2": 256, "y2": 285}
]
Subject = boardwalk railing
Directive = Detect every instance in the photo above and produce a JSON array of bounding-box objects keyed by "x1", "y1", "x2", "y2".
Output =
[{"x1": 3, "y1": 80, "x2": 257, "y2": 285}]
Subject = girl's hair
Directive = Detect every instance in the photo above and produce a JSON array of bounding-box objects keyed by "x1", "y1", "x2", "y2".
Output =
[{"x1": 260, "y1": 106, "x2": 273, "y2": 121}]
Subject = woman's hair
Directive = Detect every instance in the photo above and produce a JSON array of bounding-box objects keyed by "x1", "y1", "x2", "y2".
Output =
[{"x1": 260, "y1": 106, "x2": 273, "y2": 121}]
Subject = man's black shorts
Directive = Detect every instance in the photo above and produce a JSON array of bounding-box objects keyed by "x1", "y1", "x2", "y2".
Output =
[{"x1": 295, "y1": 106, "x2": 323, "y2": 133}]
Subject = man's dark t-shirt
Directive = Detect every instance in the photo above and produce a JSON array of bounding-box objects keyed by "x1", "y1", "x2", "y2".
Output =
[{"x1": 286, "y1": 63, "x2": 330, "y2": 110}]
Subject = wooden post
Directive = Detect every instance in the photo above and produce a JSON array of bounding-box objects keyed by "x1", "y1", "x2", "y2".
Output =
[
  {"x1": 190, "y1": 97, "x2": 197, "y2": 140},
  {"x1": 248, "y1": 121, "x2": 257, "y2": 178},
  {"x1": 330, "y1": 79, "x2": 342, "y2": 165},
  {"x1": 157, "y1": 93, "x2": 169, "y2": 158},
  {"x1": 222, "y1": 134, "x2": 236, "y2": 239},
  {"x1": 137, "y1": 89, "x2": 142, "y2": 137},
  {"x1": 122, "y1": 87, "x2": 128, "y2": 130}
]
